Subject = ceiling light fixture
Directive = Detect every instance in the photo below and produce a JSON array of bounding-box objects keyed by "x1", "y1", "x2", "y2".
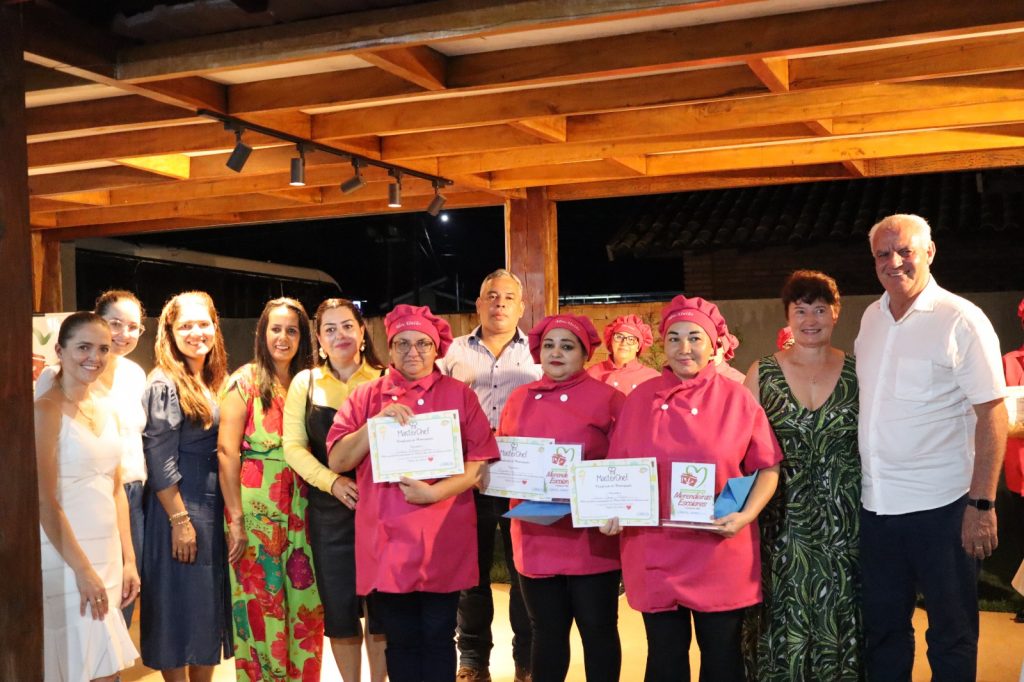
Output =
[
  {"x1": 289, "y1": 144, "x2": 306, "y2": 186},
  {"x1": 388, "y1": 170, "x2": 403, "y2": 208},
  {"x1": 225, "y1": 126, "x2": 252, "y2": 172},
  {"x1": 340, "y1": 158, "x2": 366, "y2": 194},
  {"x1": 427, "y1": 181, "x2": 447, "y2": 217},
  {"x1": 200, "y1": 110, "x2": 451, "y2": 214}
]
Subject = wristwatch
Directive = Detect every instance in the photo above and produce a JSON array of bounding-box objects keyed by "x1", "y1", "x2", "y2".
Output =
[{"x1": 966, "y1": 498, "x2": 995, "y2": 511}]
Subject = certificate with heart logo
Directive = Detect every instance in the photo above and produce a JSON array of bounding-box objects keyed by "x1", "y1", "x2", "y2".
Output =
[
  {"x1": 367, "y1": 409, "x2": 464, "y2": 482},
  {"x1": 483, "y1": 437, "x2": 554, "y2": 500},
  {"x1": 667, "y1": 461, "x2": 716, "y2": 525},
  {"x1": 568, "y1": 458, "x2": 659, "y2": 527}
]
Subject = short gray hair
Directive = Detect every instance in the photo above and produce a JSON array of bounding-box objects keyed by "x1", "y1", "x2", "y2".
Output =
[
  {"x1": 479, "y1": 268, "x2": 524, "y2": 297},
  {"x1": 868, "y1": 214, "x2": 932, "y2": 249}
]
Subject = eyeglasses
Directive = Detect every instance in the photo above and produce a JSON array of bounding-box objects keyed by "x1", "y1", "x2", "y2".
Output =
[
  {"x1": 612, "y1": 333, "x2": 640, "y2": 346},
  {"x1": 107, "y1": 318, "x2": 145, "y2": 336},
  {"x1": 393, "y1": 339, "x2": 435, "y2": 355},
  {"x1": 175, "y1": 321, "x2": 215, "y2": 334}
]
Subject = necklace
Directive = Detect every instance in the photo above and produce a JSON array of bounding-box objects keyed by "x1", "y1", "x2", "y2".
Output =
[{"x1": 59, "y1": 378, "x2": 97, "y2": 428}]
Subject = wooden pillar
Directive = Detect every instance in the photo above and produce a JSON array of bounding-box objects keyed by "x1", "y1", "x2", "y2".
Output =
[
  {"x1": 504, "y1": 187, "x2": 558, "y2": 331},
  {"x1": 32, "y1": 232, "x2": 63, "y2": 312},
  {"x1": 0, "y1": 5, "x2": 43, "y2": 681}
]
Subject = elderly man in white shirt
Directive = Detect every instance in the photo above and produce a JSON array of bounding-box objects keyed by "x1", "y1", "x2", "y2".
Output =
[{"x1": 855, "y1": 214, "x2": 1007, "y2": 682}]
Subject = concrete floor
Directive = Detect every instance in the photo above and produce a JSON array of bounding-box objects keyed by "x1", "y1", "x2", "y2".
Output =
[{"x1": 122, "y1": 585, "x2": 1023, "y2": 681}]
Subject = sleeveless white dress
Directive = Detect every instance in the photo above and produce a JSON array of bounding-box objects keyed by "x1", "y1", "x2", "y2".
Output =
[{"x1": 41, "y1": 414, "x2": 138, "y2": 681}]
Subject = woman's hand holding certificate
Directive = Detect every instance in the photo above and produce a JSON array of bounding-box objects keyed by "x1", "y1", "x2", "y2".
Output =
[{"x1": 368, "y1": 409, "x2": 464, "y2": 482}]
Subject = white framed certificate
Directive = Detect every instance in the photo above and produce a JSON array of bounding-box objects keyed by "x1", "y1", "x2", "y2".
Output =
[
  {"x1": 662, "y1": 461, "x2": 718, "y2": 529},
  {"x1": 482, "y1": 437, "x2": 554, "y2": 500},
  {"x1": 367, "y1": 409, "x2": 464, "y2": 482},
  {"x1": 568, "y1": 458, "x2": 659, "y2": 528},
  {"x1": 1006, "y1": 386, "x2": 1024, "y2": 427},
  {"x1": 543, "y1": 443, "x2": 581, "y2": 501}
]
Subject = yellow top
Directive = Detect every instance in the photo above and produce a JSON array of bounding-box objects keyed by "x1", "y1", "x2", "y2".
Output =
[{"x1": 282, "y1": 361, "x2": 382, "y2": 494}]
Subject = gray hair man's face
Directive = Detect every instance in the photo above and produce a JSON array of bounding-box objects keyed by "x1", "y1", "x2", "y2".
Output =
[{"x1": 476, "y1": 276, "x2": 525, "y2": 335}]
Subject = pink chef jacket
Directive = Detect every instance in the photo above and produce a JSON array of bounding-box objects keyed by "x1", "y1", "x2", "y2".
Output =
[
  {"x1": 500, "y1": 370, "x2": 624, "y2": 578},
  {"x1": 609, "y1": 364, "x2": 782, "y2": 613},
  {"x1": 326, "y1": 368, "x2": 499, "y2": 595},
  {"x1": 586, "y1": 359, "x2": 661, "y2": 396},
  {"x1": 1004, "y1": 346, "x2": 1024, "y2": 495}
]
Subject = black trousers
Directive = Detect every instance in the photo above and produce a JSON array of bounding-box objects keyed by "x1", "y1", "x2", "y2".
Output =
[
  {"x1": 371, "y1": 590, "x2": 460, "y2": 682},
  {"x1": 642, "y1": 606, "x2": 745, "y2": 682},
  {"x1": 860, "y1": 498, "x2": 979, "y2": 682},
  {"x1": 457, "y1": 492, "x2": 532, "y2": 670},
  {"x1": 519, "y1": 570, "x2": 621, "y2": 682}
]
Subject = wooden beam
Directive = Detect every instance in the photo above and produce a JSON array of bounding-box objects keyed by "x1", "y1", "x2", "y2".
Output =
[
  {"x1": 29, "y1": 166, "x2": 168, "y2": 197},
  {"x1": 491, "y1": 160, "x2": 643, "y2": 189},
  {"x1": 27, "y1": 123, "x2": 285, "y2": 169},
  {"x1": 506, "y1": 187, "x2": 558, "y2": 330},
  {"x1": 31, "y1": 232, "x2": 62, "y2": 312},
  {"x1": 382, "y1": 125, "x2": 546, "y2": 161},
  {"x1": 116, "y1": 155, "x2": 192, "y2": 180},
  {"x1": 446, "y1": 0, "x2": 1024, "y2": 88},
  {"x1": 229, "y1": 68, "x2": 422, "y2": 115},
  {"x1": 789, "y1": 31, "x2": 1024, "y2": 90},
  {"x1": 568, "y1": 71, "x2": 1024, "y2": 143},
  {"x1": 831, "y1": 100, "x2": 1024, "y2": 135},
  {"x1": 140, "y1": 76, "x2": 227, "y2": 113},
  {"x1": 314, "y1": 66, "x2": 766, "y2": 138},
  {"x1": 604, "y1": 156, "x2": 648, "y2": 175},
  {"x1": 747, "y1": 57, "x2": 789, "y2": 93},
  {"x1": 842, "y1": 160, "x2": 867, "y2": 177},
  {"x1": 643, "y1": 125, "x2": 1024, "y2": 177},
  {"x1": 26, "y1": 95, "x2": 199, "y2": 141},
  {"x1": 437, "y1": 123, "x2": 811, "y2": 175},
  {"x1": 359, "y1": 45, "x2": 447, "y2": 91},
  {"x1": 22, "y1": 3, "x2": 119, "y2": 81},
  {"x1": 39, "y1": 190, "x2": 503, "y2": 240},
  {"x1": 24, "y1": 62, "x2": 91, "y2": 92},
  {"x1": 116, "y1": 0, "x2": 727, "y2": 80},
  {"x1": 508, "y1": 117, "x2": 567, "y2": 143},
  {"x1": 0, "y1": 6, "x2": 44, "y2": 679},
  {"x1": 865, "y1": 148, "x2": 1024, "y2": 175}
]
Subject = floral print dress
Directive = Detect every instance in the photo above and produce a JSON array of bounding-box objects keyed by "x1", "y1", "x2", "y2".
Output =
[{"x1": 227, "y1": 365, "x2": 324, "y2": 681}]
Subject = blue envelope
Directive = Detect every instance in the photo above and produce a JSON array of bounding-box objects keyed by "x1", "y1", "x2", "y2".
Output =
[
  {"x1": 713, "y1": 472, "x2": 758, "y2": 519},
  {"x1": 503, "y1": 501, "x2": 571, "y2": 526}
]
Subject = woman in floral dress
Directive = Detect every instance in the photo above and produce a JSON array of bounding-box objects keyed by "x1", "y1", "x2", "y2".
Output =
[{"x1": 218, "y1": 297, "x2": 323, "y2": 681}]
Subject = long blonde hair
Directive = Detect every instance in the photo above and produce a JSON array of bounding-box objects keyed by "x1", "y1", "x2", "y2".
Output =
[{"x1": 152, "y1": 291, "x2": 227, "y2": 428}]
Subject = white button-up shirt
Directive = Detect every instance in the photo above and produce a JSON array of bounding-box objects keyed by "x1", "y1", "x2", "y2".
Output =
[{"x1": 855, "y1": 278, "x2": 1006, "y2": 515}]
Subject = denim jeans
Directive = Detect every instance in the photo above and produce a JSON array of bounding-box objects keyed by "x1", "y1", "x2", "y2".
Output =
[{"x1": 121, "y1": 480, "x2": 145, "y2": 627}]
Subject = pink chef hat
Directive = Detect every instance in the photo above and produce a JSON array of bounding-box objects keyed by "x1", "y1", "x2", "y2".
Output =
[
  {"x1": 384, "y1": 304, "x2": 454, "y2": 358},
  {"x1": 602, "y1": 314, "x2": 655, "y2": 354},
  {"x1": 528, "y1": 314, "x2": 602, "y2": 363},
  {"x1": 721, "y1": 331, "x2": 740, "y2": 362},
  {"x1": 659, "y1": 295, "x2": 727, "y2": 348},
  {"x1": 776, "y1": 326, "x2": 795, "y2": 350}
]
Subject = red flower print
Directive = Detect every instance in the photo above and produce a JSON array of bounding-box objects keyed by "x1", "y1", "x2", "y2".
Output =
[
  {"x1": 235, "y1": 656, "x2": 262, "y2": 682},
  {"x1": 257, "y1": 585, "x2": 286, "y2": 620},
  {"x1": 240, "y1": 459, "x2": 264, "y2": 488},
  {"x1": 235, "y1": 556, "x2": 267, "y2": 594},
  {"x1": 246, "y1": 599, "x2": 266, "y2": 642},
  {"x1": 262, "y1": 396, "x2": 284, "y2": 435},
  {"x1": 288, "y1": 511, "x2": 305, "y2": 532},
  {"x1": 302, "y1": 656, "x2": 322, "y2": 682},
  {"x1": 294, "y1": 604, "x2": 325, "y2": 654},
  {"x1": 268, "y1": 469, "x2": 295, "y2": 515},
  {"x1": 270, "y1": 631, "x2": 289, "y2": 666},
  {"x1": 286, "y1": 547, "x2": 316, "y2": 590}
]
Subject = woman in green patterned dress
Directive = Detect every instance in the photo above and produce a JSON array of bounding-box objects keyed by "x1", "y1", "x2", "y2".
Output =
[
  {"x1": 218, "y1": 298, "x2": 323, "y2": 681},
  {"x1": 742, "y1": 270, "x2": 864, "y2": 681}
]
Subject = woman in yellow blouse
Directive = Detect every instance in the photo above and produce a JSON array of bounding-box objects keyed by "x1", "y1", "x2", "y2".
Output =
[{"x1": 283, "y1": 298, "x2": 387, "y2": 682}]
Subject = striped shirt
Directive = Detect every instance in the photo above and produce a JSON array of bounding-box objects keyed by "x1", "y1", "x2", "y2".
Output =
[{"x1": 438, "y1": 326, "x2": 543, "y2": 429}]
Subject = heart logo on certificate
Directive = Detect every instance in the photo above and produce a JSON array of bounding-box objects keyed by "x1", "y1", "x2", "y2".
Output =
[
  {"x1": 427, "y1": 456, "x2": 434, "y2": 462},
  {"x1": 679, "y1": 465, "x2": 708, "y2": 488}
]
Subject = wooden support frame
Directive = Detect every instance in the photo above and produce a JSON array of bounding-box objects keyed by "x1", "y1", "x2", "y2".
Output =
[
  {"x1": 0, "y1": 5, "x2": 43, "y2": 679},
  {"x1": 505, "y1": 187, "x2": 558, "y2": 331}
]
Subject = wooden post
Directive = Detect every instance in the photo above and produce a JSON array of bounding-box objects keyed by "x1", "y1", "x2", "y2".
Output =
[
  {"x1": 504, "y1": 187, "x2": 558, "y2": 331},
  {"x1": 0, "y1": 4, "x2": 44, "y2": 681},
  {"x1": 32, "y1": 232, "x2": 63, "y2": 313}
]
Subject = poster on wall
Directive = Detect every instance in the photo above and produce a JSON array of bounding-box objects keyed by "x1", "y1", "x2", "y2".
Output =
[{"x1": 32, "y1": 313, "x2": 71, "y2": 387}]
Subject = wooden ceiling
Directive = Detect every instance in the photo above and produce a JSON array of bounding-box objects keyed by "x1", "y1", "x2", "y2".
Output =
[{"x1": 21, "y1": 0, "x2": 1024, "y2": 242}]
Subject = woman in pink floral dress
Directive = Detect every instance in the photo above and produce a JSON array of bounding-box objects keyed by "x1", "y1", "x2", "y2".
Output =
[{"x1": 218, "y1": 298, "x2": 324, "y2": 681}]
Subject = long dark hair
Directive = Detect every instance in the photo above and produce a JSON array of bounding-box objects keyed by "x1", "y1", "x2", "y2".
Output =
[
  {"x1": 254, "y1": 297, "x2": 314, "y2": 409},
  {"x1": 314, "y1": 298, "x2": 384, "y2": 370}
]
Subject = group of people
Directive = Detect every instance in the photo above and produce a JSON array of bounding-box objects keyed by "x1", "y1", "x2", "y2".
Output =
[{"x1": 36, "y1": 212, "x2": 1012, "y2": 682}]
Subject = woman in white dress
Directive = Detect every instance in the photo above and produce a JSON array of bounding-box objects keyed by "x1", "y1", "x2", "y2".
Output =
[
  {"x1": 35, "y1": 312, "x2": 140, "y2": 682},
  {"x1": 37, "y1": 290, "x2": 149, "y2": 625}
]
